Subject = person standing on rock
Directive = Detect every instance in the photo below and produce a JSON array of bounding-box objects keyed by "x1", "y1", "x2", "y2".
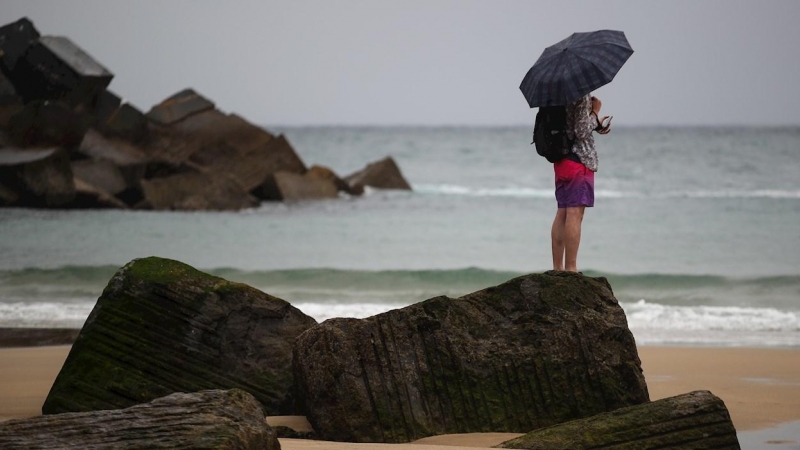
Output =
[
  {"x1": 550, "y1": 94, "x2": 610, "y2": 272},
  {"x1": 519, "y1": 30, "x2": 633, "y2": 273}
]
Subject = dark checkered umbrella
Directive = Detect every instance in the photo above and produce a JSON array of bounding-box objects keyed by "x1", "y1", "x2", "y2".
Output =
[{"x1": 520, "y1": 30, "x2": 633, "y2": 108}]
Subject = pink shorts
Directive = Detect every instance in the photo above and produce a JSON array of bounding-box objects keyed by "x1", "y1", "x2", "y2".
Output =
[{"x1": 554, "y1": 159, "x2": 594, "y2": 208}]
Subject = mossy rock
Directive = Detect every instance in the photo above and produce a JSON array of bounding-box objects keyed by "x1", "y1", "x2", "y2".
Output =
[
  {"x1": 498, "y1": 390, "x2": 740, "y2": 449},
  {"x1": 293, "y1": 271, "x2": 649, "y2": 443},
  {"x1": 2, "y1": 389, "x2": 280, "y2": 449},
  {"x1": 42, "y1": 257, "x2": 317, "y2": 415}
]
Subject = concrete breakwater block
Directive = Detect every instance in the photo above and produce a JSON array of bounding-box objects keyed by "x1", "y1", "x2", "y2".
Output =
[
  {"x1": 146, "y1": 88, "x2": 215, "y2": 126},
  {"x1": 0, "y1": 146, "x2": 74, "y2": 207},
  {"x1": 345, "y1": 156, "x2": 412, "y2": 192},
  {"x1": 13, "y1": 35, "x2": 113, "y2": 106},
  {"x1": 293, "y1": 271, "x2": 649, "y2": 443},
  {"x1": 499, "y1": 390, "x2": 740, "y2": 450},
  {"x1": 42, "y1": 257, "x2": 318, "y2": 415},
  {"x1": 256, "y1": 171, "x2": 339, "y2": 201},
  {"x1": 0, "y1": 389, "x2": 280, "y2": 450}
]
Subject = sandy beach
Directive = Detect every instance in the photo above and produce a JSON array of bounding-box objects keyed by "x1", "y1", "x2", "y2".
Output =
[{"x1": 1, "y1": 344, "x2": 798, "y2": 448}]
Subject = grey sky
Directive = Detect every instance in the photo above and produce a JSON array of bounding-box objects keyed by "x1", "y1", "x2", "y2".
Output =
[{"x1": 2, "y1": 0, "x2": 799, "y2": 126}]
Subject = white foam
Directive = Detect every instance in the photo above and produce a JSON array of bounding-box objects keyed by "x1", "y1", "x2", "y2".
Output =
[
  {"x1": 0, "y1": 301, "x2": 95, "y2": 328},
  {"x1": 294, "y1": 302, "x2": 401, "y2": 322},
  {"x1": 622, "y1": 300, "x2": 800, "y2": 347}
]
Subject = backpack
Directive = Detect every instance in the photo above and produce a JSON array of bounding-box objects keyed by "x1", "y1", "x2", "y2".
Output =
[{"x1": 532, "y1": 106, "x2": 574, "y2": 163}]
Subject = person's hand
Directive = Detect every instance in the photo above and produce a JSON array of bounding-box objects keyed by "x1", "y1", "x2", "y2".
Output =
[
  {"x1": 591, "y1": 96, "x2": 602, "y2": 114},
  {"x1": 598, "y1": 115, "x2": 611, "y2": 134}
]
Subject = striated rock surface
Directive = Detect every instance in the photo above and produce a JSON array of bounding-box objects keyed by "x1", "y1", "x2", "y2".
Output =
[
  {"x1": 43, "y1": 257, "x2": 318, "y2": 415},
  {"x1": 499, "y1": 390, "x2": 740, "y2": 450},
  {"x1": 293, "y1": 271, "x2": 649, "y2": 443},
  {"x1": 345, "y1": 156, "x2": 412, "y2": 191},
  {"x1": 0, "y1": 389, "x2": 280, "y2": 450},
  {"x1": 147, "y1": 88, "x2": 215, "y2": 125}
]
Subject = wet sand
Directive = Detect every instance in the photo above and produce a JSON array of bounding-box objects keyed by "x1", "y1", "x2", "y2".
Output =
[{"x1": 1, "y1": 345, "x2": 798, "y2": 448}]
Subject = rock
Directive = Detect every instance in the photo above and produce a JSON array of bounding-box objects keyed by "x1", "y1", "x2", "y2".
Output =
[
  {"x1": 43, "y1": 257, "x2": 318, "y2": 415},
  {"x1": 171, "y1": 108, "x2": 228, "y2": 134},
  {"x1": 344, "y1": 156, "x2": 412, "y2": 191},
  {"x1": 71, "y1": 159, "x2": 127, "y2": 196},
  {"x1": 90, "y1": 89, "x2": 122, "y2": 125},
  {"x1": 143, "y1": 98, "x2": 307, "y2": 197},
  {"x1": 293, "y1": 271, "x2": 649, "y2": 443},
  {"x1": 139, "y1": 171, "x2": 259, "y2": 210},
  {"x1": 1, "y1": 389, "x2": 280, "y2": 450},
  {"x1": 71, "y1": 177, "x2": 128, "y2": 209},
  {"x1": 7, "y1": 100, "x2": 91, "y2": 148},
  {"x1": 11, "y1": 35, "x2": 113, "y2": 106},
  {"x1": 498, "y1": 390, "x2": 740, "y2": 450},
  {"x1": 0, "y1": 146, "x2": 74, "y2": 207},
  {"x1": 0, "y1": 71, "x2": 23, "y2": 128},
  {"x1": 307, "y1": 165, "x2": 363, "y2": 196},
  {"x1": 78, "y1": 128, "x2": 149, "y2": 166},
  {"x1": 0, "y1": 17, "x2": 41, "y2": 76},
  {"x1": 256, "y1": 171, "x2": 339, "y2": 201},
  {"x1": 98, "y1": 102, "x2": 148, "y2": 142},
  {"x1": 195, "y1": 133, "x2": 308, "y2": 194},
  {"x1": 146, "y1": 88, "x2": 215, "y2": 126},
  {"x1": 0, "y1": 181, "x2": 18, "y2": 205}
]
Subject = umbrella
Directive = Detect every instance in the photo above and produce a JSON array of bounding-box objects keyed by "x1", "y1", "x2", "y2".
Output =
[{"x1": 520, "y1": 30, "x2": 633, "y2": 108}]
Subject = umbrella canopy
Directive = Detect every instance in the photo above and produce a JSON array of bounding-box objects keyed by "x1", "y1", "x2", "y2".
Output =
[{"x1": 520, "y1": 30, "x2": 633, "y2": 108}]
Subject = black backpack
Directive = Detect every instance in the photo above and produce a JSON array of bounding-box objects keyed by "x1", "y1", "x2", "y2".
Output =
[{"x1": 533, "y1": 106, "x2": 574, "y2": 163}]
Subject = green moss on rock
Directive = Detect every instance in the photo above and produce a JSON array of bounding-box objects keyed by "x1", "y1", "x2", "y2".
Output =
[{"x1": 43, "y1": 257, "x2": 317, "y2": 416}]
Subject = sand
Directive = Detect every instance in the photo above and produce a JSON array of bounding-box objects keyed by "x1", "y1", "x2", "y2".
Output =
[{"x1": 1, "y1": 345, "x2": 798, "y2": 448}]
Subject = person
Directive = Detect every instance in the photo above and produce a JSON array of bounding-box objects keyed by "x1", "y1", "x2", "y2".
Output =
[{"x1": 550, "y1": 94, "x2": 610, "y2": 272}]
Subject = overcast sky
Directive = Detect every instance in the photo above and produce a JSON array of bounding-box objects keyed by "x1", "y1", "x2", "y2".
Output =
[{"x1": 2, "y1": 0, "x2": 799, "y2": 126}]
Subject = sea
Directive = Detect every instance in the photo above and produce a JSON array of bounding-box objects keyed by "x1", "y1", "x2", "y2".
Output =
[{"x1": 1, "y1": 126, "x2": 799, "y2": 348}]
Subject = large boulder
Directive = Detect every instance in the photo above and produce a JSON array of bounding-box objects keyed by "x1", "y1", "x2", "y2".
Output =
[
  {"x1": 0, "y1": 18, "x2": 41, "y2": 79},
  {"x1": 1, "y1": 389, "x2": 280, "y2": 450},
  {"x1": 293, "y1": 271, "x2": 649, "y2": 443},
  {"x1": 146, "y1": 88, "x2": 215, "y2": 126},
  {"x1": 97, "y1": 102, "x2": 148, "y2": 142},
  {"x1": 90, "y1": 89, "x2": 122, "y2": 125},
  {"x1": 499, "y1": 390, "x2": 740, "y2": 450},
  {"x1": 256, "y1": 171, "x2": 339, "y2": 201},
  {"x1": 0, "y1": 71, "x2": 23, "y2": 128},
  {"x1": 139, "y1": 171, "x2": 259, "y2": 210},
  {"x1": 344, "y1": 156, "x2": 412, "y2": 191},
  {"x1": 11, "y1": 35, "x2": 113, "y2": 106},
  {"x1": 0, "y1": 146, "x2": 74, "y2": 207},
  {"x1": 71, "y1": 177, "x2": 128, "y2": 209},
  {"x1": 307, "y1": 165, "x2": 363, "y2": 196},
  {"x1": 7, "y1": 100, "x2": 91, "y2": 148},
  {"x1": 42, "y1": 257, "x2": 318, "y2": 415},
  {"x1": 70, "y1": 159, "x2": 128, "y2": 196}
]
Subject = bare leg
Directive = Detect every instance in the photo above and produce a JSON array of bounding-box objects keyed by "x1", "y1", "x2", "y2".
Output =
[
  {"x1": 564, "y1": 206, "x2": 585, "y2": 272},
  {"x1": 551, "y1": 208, "x2": 567, "y2": 270}
]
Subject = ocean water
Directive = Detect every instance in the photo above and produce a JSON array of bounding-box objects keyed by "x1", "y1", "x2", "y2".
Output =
[{"x1": 1, "y1": 126, "x2": 799, "y2": 347}]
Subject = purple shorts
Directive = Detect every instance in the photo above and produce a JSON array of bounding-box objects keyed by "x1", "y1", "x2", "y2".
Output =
[{"x1": 554, "y1": 159, "x2": 594, "y2": 208}]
